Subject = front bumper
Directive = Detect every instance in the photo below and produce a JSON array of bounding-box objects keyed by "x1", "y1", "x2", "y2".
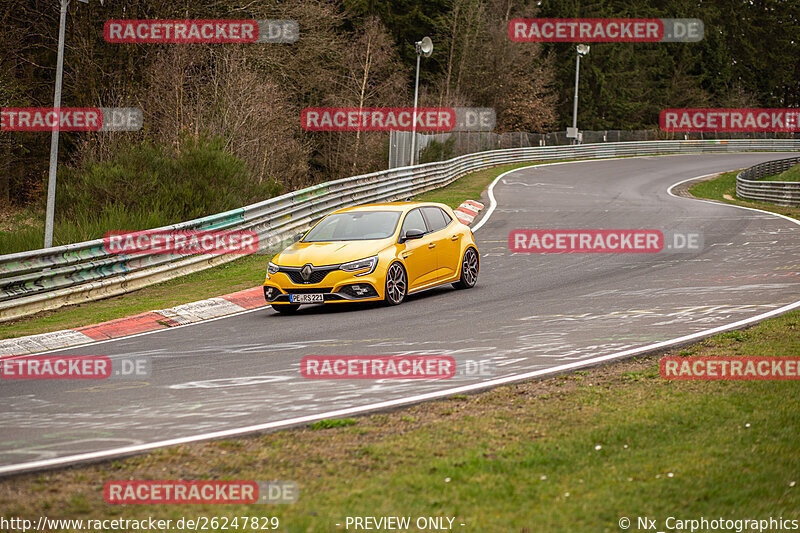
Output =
[
  {"x1": 263, "y1": 268, "x2": 384, "y2": 304},
  {"x1": 263, "y1": 284, "x2": 381, "y2": 304}
]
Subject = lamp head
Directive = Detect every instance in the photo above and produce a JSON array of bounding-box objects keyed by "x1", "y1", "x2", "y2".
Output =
[{"x1": 416, "y1": 36, "x2": 433, "y2": 57}]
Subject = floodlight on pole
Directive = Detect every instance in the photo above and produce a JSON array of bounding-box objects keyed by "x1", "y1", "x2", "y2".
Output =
[
  {"x1": 410, "y1": 37, "x2": 433, "y2": 166},
  {"x1": 570, "y1": 44, "x2": 589, "y2": 145}
]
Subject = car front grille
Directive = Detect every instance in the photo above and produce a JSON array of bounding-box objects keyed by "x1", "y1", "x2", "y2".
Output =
[{"x1": 278, "y1": 265, "x2": 339, "y2": 284}]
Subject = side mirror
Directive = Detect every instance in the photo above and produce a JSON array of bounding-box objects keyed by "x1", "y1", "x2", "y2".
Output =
[
  {"x1": 292, "y1": 232, "x2": 305, "y2": 243},
  {"x1": 400, "y1": 229, "x2": 425, "y2": 243}
]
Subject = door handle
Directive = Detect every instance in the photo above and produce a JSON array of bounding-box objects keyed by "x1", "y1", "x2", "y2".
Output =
[
  {"x1": 450, "y1": 235, "x2": 459, "y2": 241},
  {"x1": 428, "y1": 243, "x2": 436, "y2": 249}
]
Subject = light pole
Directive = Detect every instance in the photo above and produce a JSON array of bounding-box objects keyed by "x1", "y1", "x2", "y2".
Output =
[
  {"x1": 44, "y1": 0, "x2": 95, "y2": 249},
  {"x1": 409, "y1": 36, "x2": 432, "y2": 166},
  {"x1": 571, "y1": 44, "x2": 590, "y2": 145}
]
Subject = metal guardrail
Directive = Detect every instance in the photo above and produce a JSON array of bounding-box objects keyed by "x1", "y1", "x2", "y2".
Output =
[
  {"x1": 2, "y1": 138, "x2": 799, "y2": 322},
  {"x1": 736, "y1": 156, "x2": 800, "y2": 206},
  {"x1": 391, "y1": 129, "x2": 800, "y2": 168}
]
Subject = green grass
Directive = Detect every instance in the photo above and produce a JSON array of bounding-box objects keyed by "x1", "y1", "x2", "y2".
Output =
[
  {"x1": 769, "y1": 163, "x2": 800, "y2": 182},
  {"x1": 689, "y1": 170, "x2": 800, "y2": 220},
  {"x1": 309, "y1": 418, "x2": 358, "y2": 430},
  {"x1": 2, "y1": 310, "x2": 798, "y2": 531}
]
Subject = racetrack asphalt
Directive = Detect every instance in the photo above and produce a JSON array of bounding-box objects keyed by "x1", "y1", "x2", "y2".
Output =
[{"x1": 1, "y1": 152, "x2": 798, "y2": 475}]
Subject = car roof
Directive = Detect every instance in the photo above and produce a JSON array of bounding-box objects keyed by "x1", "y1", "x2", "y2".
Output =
[{"x1": 332, "y1": 201, "x2": 451, "y2": 215}]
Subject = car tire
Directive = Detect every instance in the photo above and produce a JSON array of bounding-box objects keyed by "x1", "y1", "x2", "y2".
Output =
[
  {"x1": 271, "y1": 304, "x2": 300, "y2": 314},
  {"x1": 384, "y1": 261, "x2": 408, "y2": 305},
  {"x1": 452, "y1": 247, "x2": 479, "y2": 289}
]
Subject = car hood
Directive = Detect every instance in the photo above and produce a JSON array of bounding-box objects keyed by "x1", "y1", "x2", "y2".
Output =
[{"x1": 272, "y1": 239, "x2": 391, "y2": 267}]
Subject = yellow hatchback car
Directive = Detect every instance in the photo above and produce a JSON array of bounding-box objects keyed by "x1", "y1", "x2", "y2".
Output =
[{"x1": 263, "y1": 202, "x2": 479, "y2": 313}]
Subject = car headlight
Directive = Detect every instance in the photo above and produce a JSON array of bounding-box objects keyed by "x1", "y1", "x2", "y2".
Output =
[
  {"x1": 340, "y1": 256, "x2": 378, "y2": 276},
  {"x1": 267, "y1": 261, "x2": 279, "y2": 275}
]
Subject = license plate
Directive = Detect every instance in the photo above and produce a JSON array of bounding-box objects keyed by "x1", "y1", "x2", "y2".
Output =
[{"x1": 290, "y1": 293, "x2": 324, "y2": 303}]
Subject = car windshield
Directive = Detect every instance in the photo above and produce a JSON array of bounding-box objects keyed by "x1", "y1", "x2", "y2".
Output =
[{"x1": 303, "y1": 210, "x2": 401, "y2": 242}]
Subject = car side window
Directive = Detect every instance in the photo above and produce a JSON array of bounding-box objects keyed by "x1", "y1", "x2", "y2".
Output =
[
  {"x1": 421, "y1": 207, "x2": 450, "y2": 232},
  {"x1": 401, "y1": 208, "x2": 427, "y2": 236}
]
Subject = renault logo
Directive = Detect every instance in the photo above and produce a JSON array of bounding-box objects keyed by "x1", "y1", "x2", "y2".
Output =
[{"x1": 300, "y1": 264, "x2": 313, "y2": 282}]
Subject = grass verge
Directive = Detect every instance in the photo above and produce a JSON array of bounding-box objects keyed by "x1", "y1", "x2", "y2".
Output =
[
  {"x1": 1, "y1": 310, "x2": 798, "y2": 530},
  {"x1": 689, "y1": 170, "x2": 800, "y2": 220},
  {"x1": 1, "y1": 162, "x2": 537, "y2": 339},
  {"x1": 768, "y1": 163, "x2": 800, "y2": 182}
]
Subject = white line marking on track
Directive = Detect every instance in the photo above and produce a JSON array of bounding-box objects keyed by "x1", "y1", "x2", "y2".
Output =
[
  {"x1": 2, "y1": 298, "x2": 798, "y2": 476},
  {"x1": 667, "y1": 172, "x2": 800, "y2": 228},
  {"x1": 2, "y1": 154, "x2": 798, "y2": 476}
]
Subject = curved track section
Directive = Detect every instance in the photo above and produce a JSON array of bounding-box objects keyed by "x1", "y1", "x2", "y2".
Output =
[{"x1": 1, "y1": 153, "x2": 799, "y2": 475}]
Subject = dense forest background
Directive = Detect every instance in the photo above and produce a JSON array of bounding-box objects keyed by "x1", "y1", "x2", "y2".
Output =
[{"x1": 0, "y1": 0, "x2": 798, "y2": 222}]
